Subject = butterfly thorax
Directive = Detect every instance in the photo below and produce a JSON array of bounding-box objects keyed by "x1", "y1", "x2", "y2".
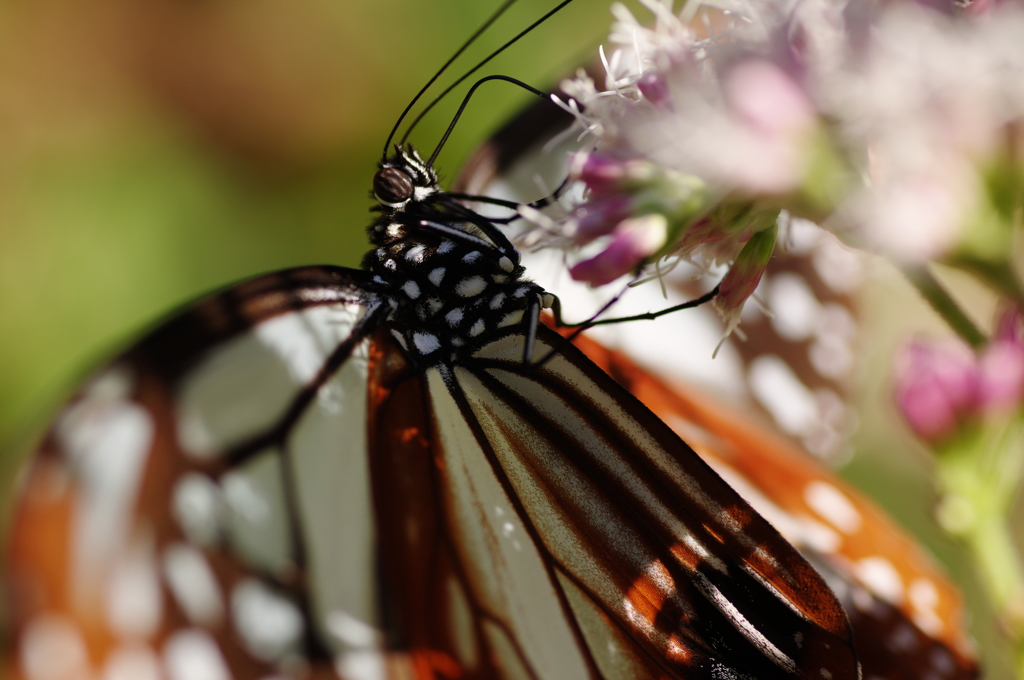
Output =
[{"x1": 362, "y1": 147, "x2": 547, "y2": 363}]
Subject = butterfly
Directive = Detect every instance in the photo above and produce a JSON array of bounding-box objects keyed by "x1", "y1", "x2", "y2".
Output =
[
  {"x1": 6, "y1": 139, "x2": 863, "y2": 680},
  {"x1": 5, "y1": 3, "x2": 976, "y2": 680}
]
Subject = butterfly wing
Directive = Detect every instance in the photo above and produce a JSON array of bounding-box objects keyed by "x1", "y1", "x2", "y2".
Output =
[
  {"x1": 7, "y1": 265, "x2": 389, "y2": 680},
  {"x1": 7, "y1": 263, "x2": 860, "y2": 680},
  {"x1": 369, "y1": 325, "x2": 858, "y2": 680},
  {"x1": 571, "y1": 331, "x2": 979, "y2": 680}
]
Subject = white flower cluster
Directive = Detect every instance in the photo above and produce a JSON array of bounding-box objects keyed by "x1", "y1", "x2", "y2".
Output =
[{"x1": 541, "y1": 0, "x2": 1024, "y2": 297}]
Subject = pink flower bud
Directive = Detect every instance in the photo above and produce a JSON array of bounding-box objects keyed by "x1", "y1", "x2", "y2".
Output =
[
  {"x1": 573, "y1": 196, "x2": 635, "y2": 244},
  {"x1": 715, "y1": 226, "x2": 777, "y2": 317},
  {"x1": 637, "y1": 71, "x2": 672, "y2": 109},
  {"x1": 893, "y1": 339, "x2": 979, "y2": 442},
  {"x1": 569, "y1": 152, "x2": 628, "y2": 195},
  {"x1": 994, "y1": 305, "x2": 1024, "y2": 346},
  {"x1": 569, "y1": 214, "x2": 668, "y2": 286},
  {"x1": 977, "y1": 341, "x2": 1024, "y2": 413},
  {"x1": 569, "y1": 152, "x2": 658, "y2": 196}
]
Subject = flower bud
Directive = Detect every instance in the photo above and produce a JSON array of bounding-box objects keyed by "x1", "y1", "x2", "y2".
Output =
[
  {"x1": 573, "y1": 196, "x2": 635, "y2": 244},
  {"x1": 569, "y1": 213, "x2": 668, "y2": 285},
  {"x1": 713, "y1": 224, "x2": 777, "y2": 333},
  {"x1": 893, "y1": 339, "x2": 979, "y2": 443},
  {"x1": 977, "y1": 341, "x2": 1024, "y2": 413},
  {"x1": 569, "y1": 152, "x2": 628, "y2": 195},
  {"x1": 637, "y1": 71, "x2": 672, "y2": 109}
]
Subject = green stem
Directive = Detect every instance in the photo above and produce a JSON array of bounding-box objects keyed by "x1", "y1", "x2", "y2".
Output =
[
  {"x1": 902, "y1": 265, "x2": 987, "y2": 348},
  {"x1": 949, "y1": 255, "x2": 1024, "y2": 307},
  {"x1": 937, "y1": 428, "x2": 1024, "y2": 677}
]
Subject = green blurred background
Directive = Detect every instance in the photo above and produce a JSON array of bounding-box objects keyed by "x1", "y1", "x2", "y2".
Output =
[
  {"x1": 0, "y1": 0, "x2": 612, "y2": 451},
  {"x1": 0, "y1": 0, "x2": 1016, "y2": 675}
]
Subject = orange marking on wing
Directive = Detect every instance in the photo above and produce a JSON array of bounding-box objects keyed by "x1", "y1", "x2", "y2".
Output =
[
  {"x1": 398, "y1": 425, "x2": 425, "y2": 444},
  {"x1": 665, "y1": 634, "x2": 695, "y2": 664},
  {"x1": 409, "y1": 648, "x2": 464, "y2": 679},
  {"x1": 564, "y1": 325, "x2": 977, "y2": 667},
  {"x1": 7, "y1": 456, "x2": 121, "y2": 675},
  {"x1": 669, "y1": 543, "x2": 700, "y2": 571},
  {"x1": 624, "y1": 560, "x2": 673, "y2": 632}
]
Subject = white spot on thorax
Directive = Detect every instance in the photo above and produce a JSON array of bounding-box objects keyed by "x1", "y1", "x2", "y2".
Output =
[
  {"x1": 419, "y1": 298, "x2": 443, "y2": 317},
  {"x1": 404, "y1": 244, "x2": 426, "y2": 262},
  {"x1": 455, "y1": 276, "x2": 487, "y2": 298},
  {"x1": 232, "y1": 579, "x2": 304, "y2": 661},
  {"x1": 462, "y1": 251, "x2": 482, "y2": 264},
  {"x1": 498, "y1": 256, "x2": 514, "y2": 272},
  {"x1": 804, "y1": 481, "x2": 862, "y2": 534},
  {"x1": 163, "y1": 629, "x2": 231, "y2": 680},
  {"x1": 401, "y1": 280, "x2": 420, "y2": 299},
  {"x1": 498, "y1": 310, "x2": 524, "y2": 328},
  {"x1": 489, "y1": 293, "x2": 506, "y2": 310},
  {"x1": 413, "y1": 332, "x2": 441, "y2": 354},
  {"x1": 163, "y1": 543, "x2": 224, "y2": 626},
  {"x1": 428, "y1": 267, "x2": 445, "y2": 286},
  {"x1": 445, "y1": 308, "x2": 464, "y2": 327},
  {"x1": 437, "y1": 239, "x2": 455, "y2": 254}
]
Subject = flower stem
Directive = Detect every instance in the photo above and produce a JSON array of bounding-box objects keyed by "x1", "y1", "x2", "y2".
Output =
[
  {"x1": 950, "y1": 256, "x2": 1024, "y2": 308},
  {"x1": 936, "y1": 424, "x2": 1024, "y2": 677},
  {"x1": 902, "y1": 265, "x2": 986, "y2": 348}
]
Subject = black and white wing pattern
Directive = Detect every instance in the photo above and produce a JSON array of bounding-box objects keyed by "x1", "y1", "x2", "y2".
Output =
[{"x1": 6, "y1": 149, "x2": 860, "y2": 680}]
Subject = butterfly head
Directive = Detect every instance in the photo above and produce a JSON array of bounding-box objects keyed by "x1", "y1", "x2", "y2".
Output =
[{"x1": 373, "y1": 146, "x2": 440, "y2": 209}]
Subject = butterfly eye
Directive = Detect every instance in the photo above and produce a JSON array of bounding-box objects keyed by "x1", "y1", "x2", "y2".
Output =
[{"x1": 374, "y1": 166, "x2": 415, "y2": 206}]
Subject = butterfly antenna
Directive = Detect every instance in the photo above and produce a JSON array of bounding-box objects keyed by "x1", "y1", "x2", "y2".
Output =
[
  {"x1": 533, "y1": 283, "x2": 722, "y2": 367},
  {"x1": 427, "y1": 75, "x2": 545, "y2": 167},
  {"x1": 399, "y1": 0, "x2": 578, "y2": 150},
  {"x1": 382, "y1": 0, "x2": 519, "y2": 161}
]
